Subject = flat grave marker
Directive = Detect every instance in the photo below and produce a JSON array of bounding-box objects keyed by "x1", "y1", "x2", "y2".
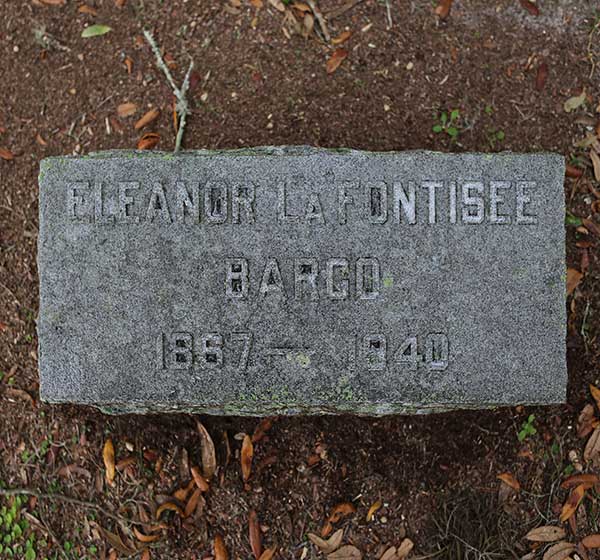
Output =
[{"x1": 38, "y1": 147, "x2": 566, "y2": 414}]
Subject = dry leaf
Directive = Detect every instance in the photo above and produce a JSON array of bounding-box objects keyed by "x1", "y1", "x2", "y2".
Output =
[
  {"x1": 590, "y1": 149, "x2": 600, "y2": 182},
  {"x1": 590, "y1": 385, "x2": 600, "y2": 410},
  {"x1": 559, "y1": 484, "x2": 586, "y2": 522},
  {"x1": 332, "y1": 30, "x2": 351, "y2": 45},
  {"x1": 520, "y1": 0, "x2": 540, "y2": 16},
  {"x1": 103, "y1": 439, "x2": 116, "y2": 485},
  {"x1": 578, "y1": 404, "x2": 597, "y2": 438},
  {"x1": 326, "y1": 49, "x2": 348, "y2": 74},
  {"x1": 565, "y1": 164, "x2": 583, "y2": 178},
  {"x1": 215, "y1": 534, "x2": 228, "y2": 560},
  {"x1": 542, "y1": 541, "x2": 575, "y2": 560},
  {"x1": 155, "y1": 501, "x2": 184, "y2": 519},
  {"x1": 268, "y1": 0, "x2": 286, "y2": 11},
  {"x1": 40, "y1": 0, "x2": 66, "y2": 5},
  {"x1": 124, "y1": 56, "x2": 133, "y2": 74},
  {"x1": 524, "y1": 526, "x2": 566, "y2": 542},
  {"x1": 582, "y1": 534, "x2": 600, "y2": 548},
  {"x1": 366, "y1": 500, "x2": 381, "y2": 522},
  {"x1": 5, "y1": 388, "x2": 34, "y2": 405},
  {"x1": 78, "y1": 4, "x2": 98, "y2": 15},
  {"x1": 307, "y1": 529, "x2": 344, "y2": 554},
  {"x1": 117, "y1": 102, "x2": 137, "y2": 117},
  {"x1": 36, "y1": 133, "x2": 48, "y2": 146},
  {"x1": 115, "y1": 0, "x2": 126, "y2": 6},
  {"x1": 259, "y1": 546, "x2": 276, "y2": 560},
  {"x1": 380, "y1": 547, "x2": 396, "y2": 560},
  {"x1": 327, "y1": 545, "x2": 362, "y2": 560},
  {"x1": 584, "y1": 426, "x2": 600, "y2": 462},
  {"x1": 133, "y1": 527, "x2": 160, "y2": 543},
  {"x1": 252, "y1": 418, "x2": 274, "y2": 443},
  {"x1": 322, "y1": 503, "x2": 356, "y2": 537},
  {"x1": 535, "y1": 61, "x2": 548, "y2": 91},
  {"x1": 95, "y1": 524, "x2": 137, "y2": 556},
  {"x1": 191, "y1": 466, "x2": 210, "y2": 492},
  {"x1": 134, "y1": 108, "x2": 160, "y2": 130},
  {"x1": 241, "y1": 434, "x2": 254, "y2": 482},
  {"x1": 434, "y1": 0, "x2": 453, "y2": 19},
  {"x1": 0, "y1": 148, "x2": 14, "y2": 160},
  {"x1": 564, "y1": 90, "x2": 586, "y2": 113},
  {"x1": 250, "y1": 0, "x2": 263, "y2": 7},
  {"x1": 249, "y1": 509, "x2": 262, "y2": 560},
  {"x1": 197, "y1": 421, "x2": 217, "y2": 480},
  {"x1": 137, "y1": 132, "x2": 160, "y2": 150},
  {"x1": 184, "y1": 488, "x2": 202, "y2": 517},
  {"x1": 566, "y1": 268, "x2": 583, "y2": 296},
  {"x1": 396, "y1": 539, "x2": 414, "y2": 559},
  {"x1": 497, "y1": 472, "x2": 521, "y2": 491},
  {"x1": 562, "y1": 474, "x2": 599, "y2": 493}
]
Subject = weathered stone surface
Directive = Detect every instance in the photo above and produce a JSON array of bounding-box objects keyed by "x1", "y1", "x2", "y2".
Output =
[{"x1": 38, "y1": 147, "x2": 566, "y2": 415}]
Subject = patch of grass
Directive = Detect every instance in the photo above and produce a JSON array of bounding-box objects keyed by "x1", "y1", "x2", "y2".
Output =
[{"x1": 427, "y1": 488, "x2": 521, "y2": 559}]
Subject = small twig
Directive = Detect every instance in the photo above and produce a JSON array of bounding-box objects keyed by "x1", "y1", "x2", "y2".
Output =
[
  {"x1": 143, "y1": 29, "x2": 194, "y2": 152},
  {"x1": 325, "y1": 0, "x2": 363, "y2": 20},
  {"x1": 306, "y1": 0, "x2": 330, "y2": 42},
  {"x1": 385, "y1": 0, "x2": 392, "y2": 29},
  {"x1": 0, "y1": 488, "x2": 146, "y2": 527},
  {"x1": 0, "y1": 281, "x2": 21, "y2": 308}
]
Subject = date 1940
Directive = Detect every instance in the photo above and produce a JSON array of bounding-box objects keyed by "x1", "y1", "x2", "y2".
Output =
[{"x1": 157, "y1": 331, "x2": 450, "y2": 372}]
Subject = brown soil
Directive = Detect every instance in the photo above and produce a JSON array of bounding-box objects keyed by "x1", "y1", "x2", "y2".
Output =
[{"x1": 1, "y1": 0, "x2": 600, "y2": 558}]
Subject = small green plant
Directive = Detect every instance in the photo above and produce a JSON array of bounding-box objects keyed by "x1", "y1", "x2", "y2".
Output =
[
  {"x1": 0, "y1": 495, "x2": 38, "y2": 559},
  {"x1": 487, "y1": 129, "x2": 505, "y2": 149},
  {"x1": 432, "y1": 109, "x2": 461, "y2": 139},
  {"x1": 518, "y1": 414, "x2": 537, "y2": 442}
]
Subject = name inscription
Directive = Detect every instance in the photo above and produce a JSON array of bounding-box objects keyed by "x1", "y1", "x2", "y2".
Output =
[{"x1": 66, "y1": 179, "x2": 538, "y2": 226}]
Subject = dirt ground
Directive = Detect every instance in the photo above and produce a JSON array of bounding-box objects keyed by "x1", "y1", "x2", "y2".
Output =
[{"x1": 1, "y1": 0, "x2": 600, "y2": 558}]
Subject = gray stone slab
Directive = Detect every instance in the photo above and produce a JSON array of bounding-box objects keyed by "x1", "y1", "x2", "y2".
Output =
[{"x1": 37, "y1": 147, "x2": 566, "y2": 415}]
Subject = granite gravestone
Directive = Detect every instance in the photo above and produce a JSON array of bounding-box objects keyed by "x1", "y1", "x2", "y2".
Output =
[{"x1": 38, "y1": 148, "x2": 566, "y2": 414}]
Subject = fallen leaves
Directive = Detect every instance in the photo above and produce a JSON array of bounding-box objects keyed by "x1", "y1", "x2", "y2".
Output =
[
  {"x1": 135, "y1": 108, "x2": 160, "y2": 130},
  {"x1": 561, "y1": 473, "x2": 599, "y2": 489},
  {"x1": 197, "y1": 421, "x2": 217, "y2": 480},
  {"x1": 326, "y1": 49, "x2": 348, "y2": 74},
  {"x1": 0, "y1": 148, "x2": 15, "y2": 160},
  {"x1": 584, "y1": 425, "x2": 600, "y2": 465},
  {"x1": 241, "y1": 434, "x2": 254, "y2": 482},
  {"x1": 252, "y1": 418, "x2": 274, "y2": 443},
  {"x1": 184, "y1": 488, "x2": 203, "y2": 517},
  {"x1": 590, "y1": 149, "x2": 600, "y2": 182},
  {"x1": 559, "y1": 483, "x2": 586, "y2": 522},
  {"x1": 321, "y1": 502, "x2": 356, "y2": 537},
  {"x1": 582, "y1": 534, "x2": 600, "y2": 548},
  {"x1": 497, "y1": 472, "x2": 521, "y2": 491},
  {"x1": 434, "y1": 0, "x2": 453, "y2": 19},
  {"x1": 155, "y1": 501, "x2": 184, "y2": 519},
  {"x1": 39, "y1": 0, "x2": 66, "y2": 5},
  {"x1": 137, "y1": 133, "x2": 160, "y2": 150},
  {"x1": 103, "y1": 438, "x2": 116, "y2": 485},
  {"x1": 524, "y1": 526, "x2": 566, "y2": 542},
  {"x1": 249, "y1": 509, "x2": 262, "y2": 560},
  {"x1": 366, "y1": 500, "x2": 381, "y2": 522},
  {"x1": 590, "y1": 384, "x2": 600, "y2": 410},
  {"x1": 566, "y1": 268, "x2": 583, "y2": 296},
  {"x1": 308, "y1": 529, "x2": 344, "y2": 554},
  {"x1": 133, "y1": 527, "x2": 160, "y2": 544},
  {"x1": 535, "y1": 61, "x2": 548, "y2": 91},
  {"x1": 542, "y1": 541, "x2": 575, "y2": 560},
  {"x1": 117, "y1": 102, "x2": 138, "y2": 118},
  {"x1": 215, "y1": 534, "x2": 228, "y2": 560},
  {"x1": 332, "y1": 30, "x2": 351, "y2": 45},
  {"x1": 191, "y1": 466, "x2": 210, "y2": 492},
  {"x1": 82, "y1": 24, "x2": 112, "y2": 38},
  {"x1": 564, "y1": 90, "x2": 587, "y2": 113},
  {"x1": 327, "y1": 545, "x2": 362, "y2": 560},
  {"x1": 396, "y1": 539, "x2": 414, "y2": 559},
  {"x1": 259, "y1": 546, "x2": 277, "y2": 560},
  {"x1": 519, "y1": 0, "x2": 540, "y2": 16}
]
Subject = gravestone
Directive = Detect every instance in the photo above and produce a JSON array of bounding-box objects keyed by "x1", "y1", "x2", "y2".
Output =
[{"x1": 38, "y1": 147, "x2": 566, "y2": 414}]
